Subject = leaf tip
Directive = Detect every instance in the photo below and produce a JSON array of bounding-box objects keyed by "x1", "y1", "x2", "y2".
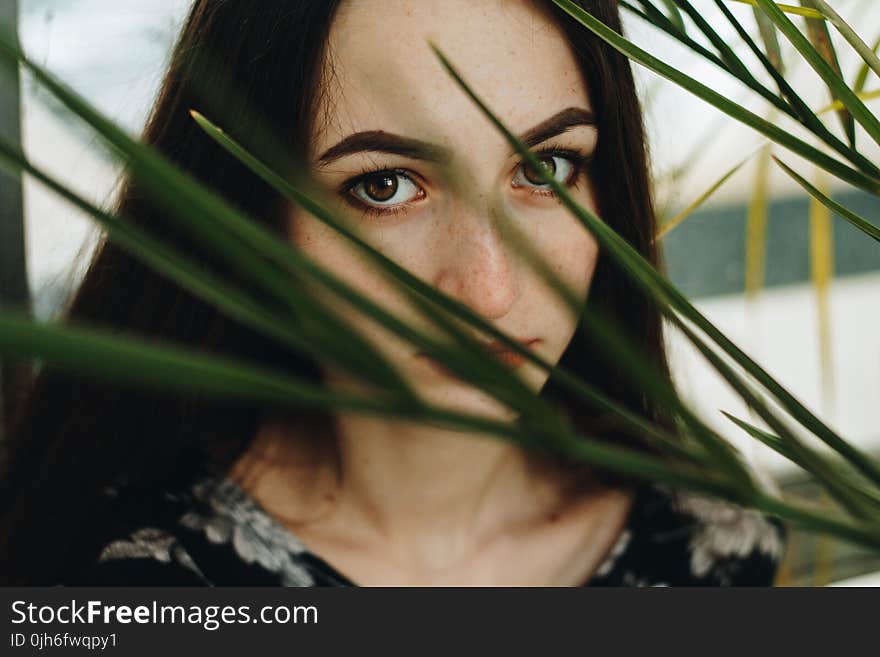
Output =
[
  {"x1": 188, "y1": 109, "x2": 218, "y2": 132},
  {"x1": 426, "y1": 40, "x2": 453, "y2": 71}
]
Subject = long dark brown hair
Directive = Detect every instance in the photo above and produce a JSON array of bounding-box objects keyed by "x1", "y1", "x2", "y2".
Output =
[{"x1": 0, "y1": 0, "x2": 670, "y2": 585}]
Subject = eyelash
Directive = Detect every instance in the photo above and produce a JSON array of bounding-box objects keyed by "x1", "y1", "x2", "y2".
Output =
[{"x1": 340, "y1": 147, "x2": 591, "y2": 217}]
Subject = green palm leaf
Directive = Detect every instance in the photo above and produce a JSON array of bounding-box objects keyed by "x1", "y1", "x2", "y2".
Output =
[
  {"x1": 711, "y1": 0, "x2": 870, "y2": 169},
  {"x1": 754, "y1": 0, "x2": 880, "y2": 146},
  {"x1": 188, "y1": 111, "x2": 734, "y2": 468},
  {"x1": 752, "y1": 4, "x2": 785, "y2": 71},
  {"x1": 853, "y1": 33, "x2": 880, "y2": 94},
  {"x1": 728, "y1": 0, "x2": 822, "y2": 19},
  {"x1": 656, "y1": 149, "x2": 755, "y2": 240},
  {"x1": 800, "y1": 0, "x2": 856, "y2": 146},
  {"x1": 0, "y1": 138, "x2": 419, "y2": 397},
  {"x1": 552, "y1": 0, "x2": 880, "y2": 193},
  {"x1": 774, "y1": 156, "x2": 880, "y2": 242},
  {"x1": 431, "y1": 37, "x2": 880, "y2": 490},
  {"x1": 807, "y1": 0, "x2": 880, "y2": 87},
  {"x1": 3, "y1": 5, "x2": 880, "y2": 553}
]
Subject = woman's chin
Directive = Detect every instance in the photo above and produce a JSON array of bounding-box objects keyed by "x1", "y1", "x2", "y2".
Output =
[{"x1": 412, "y1": 378, "x2": 521, "y2": 424}]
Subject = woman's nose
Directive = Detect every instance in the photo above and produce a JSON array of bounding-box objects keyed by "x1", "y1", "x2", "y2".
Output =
[{"x1": 432, "y1": 204, "x2": 520, "y2": 321}]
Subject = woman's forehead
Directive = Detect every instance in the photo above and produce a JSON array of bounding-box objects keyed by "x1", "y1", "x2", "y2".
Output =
[{"x1": 311, "y1": 0, "x2": 592, "y2": 157}]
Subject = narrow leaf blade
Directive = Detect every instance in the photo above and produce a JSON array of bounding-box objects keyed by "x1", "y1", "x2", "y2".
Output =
[
  {"x1": 774, "y1": 156, "x2": 880, "y2": 242},
  {"x1": 800, "y1": 0, "x2": 856, "y2": 146}
]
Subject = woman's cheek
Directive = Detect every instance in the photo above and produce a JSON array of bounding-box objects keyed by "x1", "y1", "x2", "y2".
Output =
[{"x1": 542, "y1": 209, "x2": 599, "y2": 299}]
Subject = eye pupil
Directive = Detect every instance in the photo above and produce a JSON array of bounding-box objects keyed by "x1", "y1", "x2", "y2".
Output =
[
  {"x1": 523, "y1": 156, "x2": 556, "y2": 185},
  {"x1": 364, "y1": 173, "x2": 398, "y2": 201}
]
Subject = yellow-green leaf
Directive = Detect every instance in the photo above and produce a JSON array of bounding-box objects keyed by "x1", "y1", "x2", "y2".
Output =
[
  {"x1": 746, "y1": 144, "x2": 772, "y2": 297},
  {"x1": 800, "y1": 0, "x2": 856, "y2": 146},
  {"x1": 729, "y1": 0, "x2": 823, "y2": 19},
  {"x1": 809, "y1": 167, "x2": 835, "y2": 413},
  {"x1": 657, "y1": 149, "x2": 756, "y2": 240},
  {"x1": 819, "y1": 88, "x2": 880, "y2": 114},
  {"x1": 808, "y1": 0, "x2": 880, "y2": 93},
  {"x1": 854, "y1": 33, "x2": 880, "y2": 94},
  {"x1": 752, "y1": 6, "x2": 784, "y2": 71}
]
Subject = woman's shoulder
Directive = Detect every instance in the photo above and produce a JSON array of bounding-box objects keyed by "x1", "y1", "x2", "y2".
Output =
[
  {"x1": 60, "y1": 460, "x2": 342, "y2": 587},
  {"x1": 60, "y1": 472, "x2": 215, "y2": 586},
  {"x1": 589, "y1": 483, "x2": 787, "y2": 587}
]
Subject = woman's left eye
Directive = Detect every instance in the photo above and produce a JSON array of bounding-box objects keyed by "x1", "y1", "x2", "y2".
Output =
[{"x1": 512, "y1": 154, "x2": 579, "y2": 190}]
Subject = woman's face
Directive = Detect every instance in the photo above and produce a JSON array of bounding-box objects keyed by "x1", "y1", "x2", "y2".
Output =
[{"x1": 289, "y1": 0, "x2": 600, "y2": 421}]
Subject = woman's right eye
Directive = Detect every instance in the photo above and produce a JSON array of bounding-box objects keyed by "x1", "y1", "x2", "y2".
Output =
[{"x1": 348, "y1": 170, "x2": 426, "y2": 212}]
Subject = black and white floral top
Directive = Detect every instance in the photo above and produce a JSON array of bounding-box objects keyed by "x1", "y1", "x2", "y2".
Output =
[{"x1": 64, "y1": 461, "x2": 786, "y2": 587}]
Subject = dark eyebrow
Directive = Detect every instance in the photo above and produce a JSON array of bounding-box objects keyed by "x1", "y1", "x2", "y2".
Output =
[
  {"x1": 316, "y1": 106, "x2": 596, "y2": 166},
  {"x1": 519, "y1": 107, "x2": 596, "y2": 147},
  {"x1": 317, "y1": 132, "x2": 452, "y2": 166}
]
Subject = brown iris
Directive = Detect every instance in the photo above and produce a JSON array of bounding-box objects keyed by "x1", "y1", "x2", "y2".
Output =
[
  {"x1": 522, "y1": 156, "x2": 556, "y2": 185},
  {"x1": 363, "y1": 173, "x2": 398, "y2": 202}
]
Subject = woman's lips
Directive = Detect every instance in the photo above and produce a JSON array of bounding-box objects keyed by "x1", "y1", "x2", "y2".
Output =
[
  {"x1": 420, "y1": 338, "x2": 539, "y2": 375},
  {"x1": 491, "y1": 348, "x2": 527, "y2": 368}
]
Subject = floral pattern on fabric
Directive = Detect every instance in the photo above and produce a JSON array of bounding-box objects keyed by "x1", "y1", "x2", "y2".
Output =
[
  {"x1": 673, "y1": 490, "x2": 786, "y2": 584},
  {"x1": 97, "y1": 526, "x2": 209, "y2": 583},
  {"x1": 178, "y1": 475, "x2": 315, "y2": 587},
  {"x1": 65, "y1": 462, "x2": 786, "y2": 587}
]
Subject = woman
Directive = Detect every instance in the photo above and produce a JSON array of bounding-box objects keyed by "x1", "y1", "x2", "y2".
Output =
[{"x1": 0, "y1": 0, "x2": 784, "y2": 586}]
